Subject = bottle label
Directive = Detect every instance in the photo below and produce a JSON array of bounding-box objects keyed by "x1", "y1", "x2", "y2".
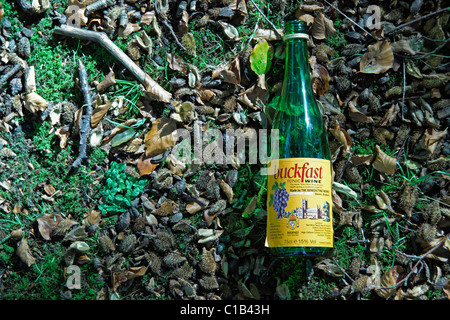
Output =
[{"x1": 266, "y1": 158, "x2": 333, "y2": 248}]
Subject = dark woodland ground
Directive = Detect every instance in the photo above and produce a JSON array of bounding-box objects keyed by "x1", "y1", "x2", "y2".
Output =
[{"x1": 0, "y1": 0, "x2": 449, "y2": 303}]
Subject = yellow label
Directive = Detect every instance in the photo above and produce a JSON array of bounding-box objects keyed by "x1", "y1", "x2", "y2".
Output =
[{"x1": 266, "y1": 158, "x2": 333, "y2": 248}]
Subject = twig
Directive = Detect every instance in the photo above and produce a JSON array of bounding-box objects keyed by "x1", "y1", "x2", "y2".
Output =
[
  {"x1": 72, "y1": 60, "x2": 93, "y2": 168},
  {"x1": 0, "y1": 64, "x2": 23, "y2": 88},
  {"x1": 54, "y1": 25, "x2": 172, "y2": 103},
  {"x1": 154, "y1": 1, "x2": 186, "y2": 51},
  {"x1": 376, "y1": 234, "x2": 450, "y2": 290},
  {"x1": 385, "y1": 7, "x2": 450, "y2": 35},
  {"x1": 248, "y1": 0, "x2": 283, "y2": 40},
  {"x1": 321, "y1": 0, "x2": 378, "y2": 41}
]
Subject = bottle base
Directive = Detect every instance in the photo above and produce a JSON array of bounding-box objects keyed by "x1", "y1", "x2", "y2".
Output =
[{"x1": 269, "y1": 246, "x2": 331, "y2": 257}]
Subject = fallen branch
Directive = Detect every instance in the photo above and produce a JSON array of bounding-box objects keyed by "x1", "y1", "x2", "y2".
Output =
[
  {"x1": 376, "y1": 234, "x2": 450, "y2": 291},
  {"x1": 248, "y1": 0, "x2": 283, "y2": 40},
  {"x1": 54, "y1": 25, "x2": 172, "y2": 103},
  {"x1": 322, "y1": 0, "x2": 378, "y2": 40},
  {"x1": 72, "y1": 60, "x2": 93, "y2": 168},
  {"x1": 385, "y1": 7, "x2": 450, "y2": 35},
  {"x1": 0, "y1": 64, "x2": 22, "y2": 88}
]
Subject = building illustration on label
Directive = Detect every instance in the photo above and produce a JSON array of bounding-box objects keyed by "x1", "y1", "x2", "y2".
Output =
[{"x1": 269, "y1": 180, "x2": 330, "y2": 230}]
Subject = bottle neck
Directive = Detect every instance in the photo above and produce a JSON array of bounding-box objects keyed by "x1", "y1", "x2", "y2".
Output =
[{"x1": 279, "y1": 37, "x2": 315, "y2": 115}]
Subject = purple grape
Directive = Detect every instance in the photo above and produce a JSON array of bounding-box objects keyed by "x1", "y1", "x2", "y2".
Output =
[{"x1": 273, "y1": 188, "x2": 289, "y2": 219}]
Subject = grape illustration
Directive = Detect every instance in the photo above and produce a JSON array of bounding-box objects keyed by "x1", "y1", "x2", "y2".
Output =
[{"x1": 273, "y1": 187, "x2": 289, "y2": 219}]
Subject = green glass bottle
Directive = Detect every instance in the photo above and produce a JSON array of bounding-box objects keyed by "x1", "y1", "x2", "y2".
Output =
[{"x1": 266, "y1": 20, "x2": 333, "y2": 256}]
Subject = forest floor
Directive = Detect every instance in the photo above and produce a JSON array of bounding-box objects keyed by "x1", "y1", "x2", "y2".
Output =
[{"x1": 0, "y1": 0, "x2": 449, "y2": 301}]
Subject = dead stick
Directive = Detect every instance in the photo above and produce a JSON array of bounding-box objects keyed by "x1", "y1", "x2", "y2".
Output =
[
  {"x1": 248, "y1": 0, "x2": 283, "y2": 40},
  {"x1": 0, "y1": 64, "x2": 22, "y2": 88},
  {"x1": 385, "y1": 7, "x2": 450, "y2": 35},
  {"x1": 72, "y1": 60, "x2": 93, "y2": 168},
  {"x1": 54, "y1": 25, "x2": 172, "y2": 103}
]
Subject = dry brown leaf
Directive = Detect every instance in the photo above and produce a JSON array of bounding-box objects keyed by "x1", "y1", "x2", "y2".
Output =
[
  {"x1": 124, "y1": 266, "x2": 147, "y2": 280},
  {"x1": 218, "y1": 179, "x2": 233, "y2": 203},
  {"x1": 166, "y1": 154, "x2": 187, "y2": 175},
  {"x1": 83, "y1": 210, "x2": 102, "y2": 226},
  {"x1": 311, "y1": 63, "x2": 330, "y2": 97},
  {"x1": 379, "y1": 104, "x2": 400, "y2": 127},
  {"x1": 254, "y1": 29, "x2": 283, "y2": 41},
  {"x1": 420, "y1": 127, "x2": 448, "y2": 154},
  {"x1": 376, "y1": 266, "x2": 404, "y2": 299},
  {"x1": 144, "y1": 117, "x2": 178, "y2": 157},
  {"x1": 186, "y1": 198, "x2": 209, "y2": 214},
  {"x1": 91, "y1": 102, "x2": 112, "y2": 128},
  {"x1": 96, "y1": 70, "x2": 116, "y2": 92},
  {"x1": 298, "y1": 14, "x2": 315, "y2": 26},
  {"x1": 372, "y1": 145, "x2": 397, "y2": 175},
  {"x1": 244, "y1": 73, "x2": 269, "y2": 107},
  {"x1": 212, "y1": 56, "x2": 241, "y2": 85},
  {"x1": 24, "y1": 92, "x2": 48, "y2": 113},
  {"x1": 37, "y1": 213, "x2": 64, "y2": 240},
  {"x1": 136, "y1": 154, "x2": 159, "y2": 176},
  {"x1": 16, "y1": 239, "x2": 36, "y2": 267},
  {"x1": 348, "y1": 97, "x2": 373, "y2": 123},
  {"x1": 350, "y1": 154, "x2": 374, "y2": 166},
  {"x1": 329, "y1": 123, "x2": 352, "y2": 156},
  {"x1": 141, "y1": 11, "x2": 156, "y2": 26},
  {"x1": 119, "y1": 23, "x2": 141, "y2": 39},
  {"x1": 0, "y1": 2, "x2": 3, "y2": 23},
  {"x1": 310, "y1": 12, "x2": 337, "y2": 40},
  {"x1": 55, "y1": 126, "x2": 70, "y2": 149},
  {"x1": 166, "y1": 53, "x2": 188, "y2": 75},
  {"x1": 391, "y1": 40, "x2": 416, "y2": 55},
  {"x1": 360, "y1": 41, "x2": 394, "y2": 74}
]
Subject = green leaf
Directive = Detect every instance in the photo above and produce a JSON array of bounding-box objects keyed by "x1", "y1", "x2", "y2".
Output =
[{"x1": 250, "y1": 40, "x2": 274, "y2": 75}]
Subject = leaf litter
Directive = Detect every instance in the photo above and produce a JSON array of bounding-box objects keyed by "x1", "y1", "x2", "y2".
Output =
[{"x1": 0, "y1": 0, "x2": 449, "y2": 301}]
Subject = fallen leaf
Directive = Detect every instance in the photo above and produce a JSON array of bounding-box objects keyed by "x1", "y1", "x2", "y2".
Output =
[
  {"x1": 348, "y1": 97, "x2": 373, "y2": 123},
  {"x1": 244, "y1": 74, "x2": 269, "y2": 107},
  {"x1": 379, "y1": 103, "x2": 400, "y2": 127},
  {"x1": 329, "y1": 122, "x2": 352, "y2": 155},
  {"x1": 360, "y1": 41, "x2": 394, "y2": 74},
  {"x1": 136, "y1": 154, "x2": 159, "y2": 176},
  {"x1": 311, "y1": 63, "x2": 330, "y2": 97},
  {"x1": 0, "y1": 2, "x2": 3, "y2": 23},
  {"x1": 372, "y1": 145, "x2": 397, "y2": 175},
  {"x1": 144, "y1": 118, "x2": 178, "y2": 157},
  {"x1": 212, "y1": 56, "x2": 241, "y2": 85},
  {"x1": 250, "y1": 40, "x2": 274, "y2": 76},
  {"x1": 350, "y1": 154, "x2": 373, "y2": 167},
  {"x1": 83, "y1": 210, "x2": 102, "y2": 226},
  {"x1": 186, "y1": 198, "x2": 209, "y2": 214},
  {"x1": 333, "y1": 182, "x2": 358, "y2": 200},
  {"x1": 166, "y1": 153, "x2": 187, "y2": 175},
  {"x1": 391, "y1": 40, "x2": 416, "y2": 55},
  {"x1": 298, "y1": 14, "x2": 315, "y2": 26},
  {"x1": 420, "y1": 127, "x2": 448, "y2": 154},
  {"x1": 96, "y1": 69, "x2": 116, "y2": 92},
  {"x1": 167, "y1": 53, "x2": 188, "y2": 75},
  {"x1": 254, "y1": 28, "x2": 283, "y2": 41},
  {"x1": 24, "y1": 92, "x2": 48, "y2": 113},
  {"x1": 310, "y1": 12, "x2": 337, "y2": 40},
  {"x1": 37, "y1": 213, "x2": 64, "y2": 240},
  {"x1": 315, "y1": 259, "x2": 344, "y2": 278},
  {"x1": 16, "y1": 239, "x2": 36, "y2": 267},
  {"x1": 216, "y1": 21, "x2": 239, "y2": 40},
  {"x1": 118, "y1": 23, "x2": 141, "y2": 39},
  {"x1": 55, "y1": 126, "x2": 70, "y2": 149}
]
